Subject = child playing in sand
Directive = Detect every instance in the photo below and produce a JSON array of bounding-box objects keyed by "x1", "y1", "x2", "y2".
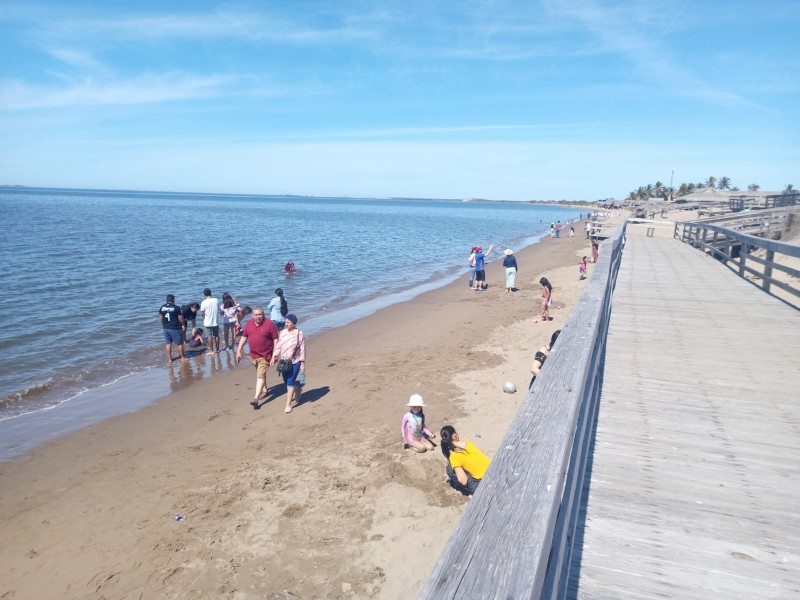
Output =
[
  {"x1": 401, "y1": 394, "x2": 436, "y2": 452},
  {"x1": 188, "y1": 328, "x2": 204, "y2": 347},
  {"x1": 579, "y1": 256, "x2": 587, "y2": 280}
]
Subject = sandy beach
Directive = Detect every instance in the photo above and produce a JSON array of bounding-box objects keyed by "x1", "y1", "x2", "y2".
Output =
[{"x1": 0, "y1": 221, "x2": 612, "y2": 599}]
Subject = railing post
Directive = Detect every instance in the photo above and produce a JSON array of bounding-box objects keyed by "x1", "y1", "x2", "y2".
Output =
[
  {"x1": 739, "y1": 243, "x2": 749, "y2": 276},
  {"x1": 711, "y1": 230, "x2": 719, "y2": 258},
  {"x1": 701, "y1": 227, "x2": 708, "y2": 253},
  {"x1": 764, "y1": 249, "x2": 774, "y2": 293}
]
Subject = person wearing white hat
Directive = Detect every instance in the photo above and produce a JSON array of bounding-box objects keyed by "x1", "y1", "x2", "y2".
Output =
[
  {"x1": 401, "y1": 394, "x2": 436, "y2": 452},
  {"x1": 502, "y1": 248, "x2": 518, "y2": 293}
]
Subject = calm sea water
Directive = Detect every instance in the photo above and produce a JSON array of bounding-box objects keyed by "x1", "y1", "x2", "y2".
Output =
[{"x1": 0, "y1": 188, "x2": 581, "y2": 422}]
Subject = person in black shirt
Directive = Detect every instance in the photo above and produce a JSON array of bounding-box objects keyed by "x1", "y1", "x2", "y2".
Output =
[
  {"x1": 180, "y1": 302, "x2": 200, "y2": 340},
  {"x1": 159, "y1": 294, "x2": 188, "y2": 364}
]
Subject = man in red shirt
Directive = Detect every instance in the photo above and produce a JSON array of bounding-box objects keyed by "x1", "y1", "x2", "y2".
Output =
[{"x1": 235, "y1": 306, "x2": 279, "y2": 408}]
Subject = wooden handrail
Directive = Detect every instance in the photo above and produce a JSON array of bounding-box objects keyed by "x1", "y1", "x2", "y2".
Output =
[
  {"x1": 674, "y1": 215, "x2": 800, "y2": 306},
  {"x1": 418, "y1": 222, "x2": 628, "y2": 600}
]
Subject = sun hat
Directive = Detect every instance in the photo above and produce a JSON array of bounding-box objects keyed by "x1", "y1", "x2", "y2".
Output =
[
  {"x1": 285, "y1": 313, "x2": 298, "y2": 324},
  {"x1": 504, "y1": 248, "x2": 513, "y2": 255},
  {"x1": 407, "y1": 394, "x2": 425, "y2": 407}
]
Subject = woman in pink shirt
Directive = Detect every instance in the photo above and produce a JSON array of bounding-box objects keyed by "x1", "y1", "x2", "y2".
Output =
[{"x1": 270, "y1": 313, "x2": 306, "y2": 413}]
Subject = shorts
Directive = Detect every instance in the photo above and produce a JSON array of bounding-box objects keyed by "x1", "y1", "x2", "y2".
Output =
[
  {"x1": 250, "y1": 357, "x2": 270, "y2": 378},
  {"x1": 283, "y1": 361, "x2": 302, "y2": 386},
  {"x1": 162, "y1": 329, "x2": 182, "y2": 344},
  {"x1": 223, "y1": 322, "x2": 235, "y2": 332},
  {"x1": 272, "y1": 320, "x2": 285, "y2": 330},
  {"x1": 446, "y1": 465, "x2": 481, "y2": 495},
  {"x1": 475, "y1": 270, "x2": 486, "y2": 282},
  {"x1": 206, "y1": 325, "x2": 220, "y2": 338}
]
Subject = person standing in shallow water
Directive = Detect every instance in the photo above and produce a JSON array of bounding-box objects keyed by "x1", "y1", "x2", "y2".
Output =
[
  {"x1": 502, "y1": 248, "x2": 518, "y2": 292},
  {"x1": 200, "y1": 288, "x2": 221, "y2": 355},
  {"x1": 159, "y1": 294, "x2": 188, "y2": 364},
  {"x1": 268, "y1": 288, "x2": 288, "y2": 331}
]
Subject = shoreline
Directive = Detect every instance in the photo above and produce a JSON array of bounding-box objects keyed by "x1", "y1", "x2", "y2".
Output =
[
  {"x1": 0, "y1": 231, "x2": 557, "y2": 462},
  {"x1": 0, "y1": 220, "x2": 606, "y2": 599}
]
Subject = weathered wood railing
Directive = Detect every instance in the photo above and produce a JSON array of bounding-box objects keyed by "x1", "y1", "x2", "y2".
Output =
[
  {"x1": 419, "y1": 222, "x2": 628, "y2": 600},
  {"x1": 674, "y1": 213, "x2": 800, "y2": 307},
  {"x1": 690, "y1": 206, "x2": 798, "y2": 239}
]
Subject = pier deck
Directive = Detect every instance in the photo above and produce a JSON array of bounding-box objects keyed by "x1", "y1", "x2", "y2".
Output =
[{"x1": 568, "y1": 234, "x2": 800, "y2": 598}]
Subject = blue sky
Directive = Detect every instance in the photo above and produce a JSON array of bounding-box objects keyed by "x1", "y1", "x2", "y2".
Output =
[{"x1": 1, "y1": 0, "x2": 798, "y2": 200}]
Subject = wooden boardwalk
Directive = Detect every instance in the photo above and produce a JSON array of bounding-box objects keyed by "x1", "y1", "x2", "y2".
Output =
[{"x1": 568, "y1": 233, "x2": 800, "y2": 599}]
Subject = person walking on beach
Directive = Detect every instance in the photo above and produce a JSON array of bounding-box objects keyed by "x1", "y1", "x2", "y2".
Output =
[
  {"x1": 467, "y1": 246, "x2": 477, "y2": 288},
  {"x1": 555, "y1": 221, "x2": 562, "y2": 238},
  {"x1": 200, "y1": 288, "x2": 222, "y2": 355},
  {"x1": 270, "y1": 314, "x2": 305, "y2": 413},
  {"x1": 538, "y1": 277, "x2": 553, "y2": 323},
  {"x1": 585, "y1": 221, "x2": 591, "y2": 240},
  {"x1": 401, "y1": 394, "x2": 436, "y2": 452},
  {"x1": 472, "y1": 244, "x2": 494, "y2": 291},
  {"x1": 268, "y1": 288, "x2": 288, "y2": 331},
  {"x1": 236, "y1": 306, "x2": 279, "y2": 408},
  {"x1": 579, "y1": 256, "x2": 588, "y2": 280},
  {"x1": 592, "y1": 242, "x2": 599, "y2": 263},
  {"x1": 159, "y1": 294, "x2": 188, "y2": 364},
  {"x1": 502, "y1": 248, "x2": 518, "y2": 292},
  {"x1": 569, "y1": 225, "x2": 575, "y2": 241},
  {"x1": 440, "y1": 425, "x2": 490, "y2": 496}
]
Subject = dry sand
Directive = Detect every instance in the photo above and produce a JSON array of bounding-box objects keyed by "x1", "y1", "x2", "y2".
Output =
[{"x1": 0, "y1": 221, "x2": 615, "y2": 600}]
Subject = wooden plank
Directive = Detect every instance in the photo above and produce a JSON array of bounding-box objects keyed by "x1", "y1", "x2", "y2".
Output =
[{"x1": 569, "y1": 235, "x2": 800, "y2": 599}]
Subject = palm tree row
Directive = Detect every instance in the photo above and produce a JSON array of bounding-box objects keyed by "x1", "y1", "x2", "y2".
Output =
[{"x1": 627, "y1": 177, "x2": 795, "y2": 201}]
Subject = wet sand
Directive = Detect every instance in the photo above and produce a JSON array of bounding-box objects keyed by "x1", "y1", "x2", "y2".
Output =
[{"x1": 0, "y1": 223, "x2": 611, "y2": 599}]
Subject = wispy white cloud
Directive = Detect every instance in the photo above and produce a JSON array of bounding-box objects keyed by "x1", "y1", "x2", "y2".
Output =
[
  {"x1": 36, "y1": 9, "x2": 378, "y2": 46},
  {"x1": 45, "y1": 47, "x2": 110, "y2": 75},
  {"x1": 0, "y1": 73, "x2": 237, "y2": 110}
]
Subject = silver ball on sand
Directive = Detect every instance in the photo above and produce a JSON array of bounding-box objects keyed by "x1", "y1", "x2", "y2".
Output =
[{"x1": 503, "y1": 381, "x2": 517, "y2": 394}]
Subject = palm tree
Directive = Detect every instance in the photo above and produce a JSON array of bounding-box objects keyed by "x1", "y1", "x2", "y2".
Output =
[
  {"x1": 654, "y1": 181, "x2": 665, "y2": 198},
  {"x1": 645, "y1": 183, "x2": 654, "y2": 198},
  {"x1": 687, "y1": 183, "x2": 697, "y2": 193},
  {"x1": 747, "y1": 183, "x2": 760, "y2": 191},
  {"x1": 717, "y1": 176, "x2": 731, "y2": 190},
  {"x1": 705, "y1": 176, "x2": 717, "y2": 189},
  {"x1": 696, "y1": 181, "x2": 705, "y2": 189},
  {"x1": 731, "y1": 186, "x2": 740, "y2": 191},
  {"x1": 784, "y1": 184, "x2": 795, "y2": 192}
]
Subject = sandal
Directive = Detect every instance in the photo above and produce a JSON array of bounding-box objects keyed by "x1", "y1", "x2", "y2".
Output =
[
  {"x1": 250, "y1": 399, "x2": 259, "y2": 407},
  {"x1": 284, "y1": 406, "x2": 293, "y2": 413}
]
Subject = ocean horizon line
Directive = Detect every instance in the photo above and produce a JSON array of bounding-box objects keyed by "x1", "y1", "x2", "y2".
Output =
[{"x1": 0, "y1": 184, "x2": 597, "y2": 205}]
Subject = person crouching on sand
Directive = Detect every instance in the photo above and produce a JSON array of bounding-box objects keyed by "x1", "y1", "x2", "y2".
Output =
[
  {"x1": 440, "y1": 425, "x2": 490, "y2": 496},
  {"x1": 401, "y1": 394, "x2": 436, "y2": 452}
]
